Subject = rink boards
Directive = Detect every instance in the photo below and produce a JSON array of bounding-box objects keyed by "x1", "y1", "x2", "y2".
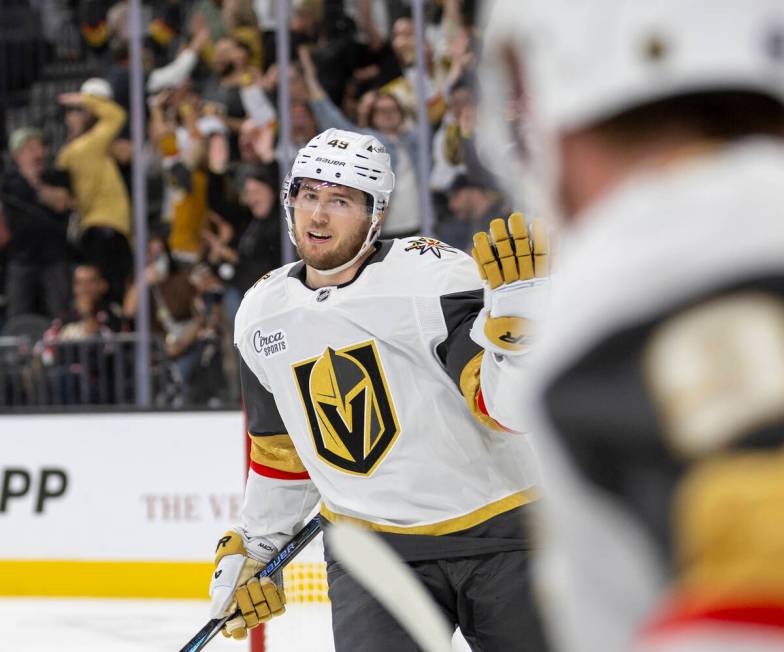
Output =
[{"x1": 0, "y1": 411, "x2": 248, "y2": 598}]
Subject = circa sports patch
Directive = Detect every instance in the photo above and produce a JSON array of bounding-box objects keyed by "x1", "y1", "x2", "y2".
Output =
[
  {"x1": 252, "y1": 328, "x2": 288, "y2": 358},
  {"x1": 404, "y1": 237, "x2": 457, "y2": 258}
]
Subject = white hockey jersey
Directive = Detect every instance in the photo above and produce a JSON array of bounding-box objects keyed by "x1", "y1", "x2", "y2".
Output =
[{"x1": 234, "y1": 236, "x2": 538, "y2": 540}]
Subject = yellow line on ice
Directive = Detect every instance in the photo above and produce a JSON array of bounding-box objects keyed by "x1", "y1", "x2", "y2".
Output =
[{"x1": 0, "y1": 560, "x2": 212, "y2": 599}]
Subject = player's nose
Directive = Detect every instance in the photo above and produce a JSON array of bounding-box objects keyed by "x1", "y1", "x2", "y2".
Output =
[{"x1": 309, "y1": 207, "x2": 329, "y2": 225}]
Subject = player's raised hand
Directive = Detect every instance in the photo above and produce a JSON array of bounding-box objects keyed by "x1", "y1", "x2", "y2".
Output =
[
  {"x1": 209, "y1": 530, "x2": 286, "y2": 639},
  {"x1": 470, "y1": 213, "x2": 550, "y2": 355}
]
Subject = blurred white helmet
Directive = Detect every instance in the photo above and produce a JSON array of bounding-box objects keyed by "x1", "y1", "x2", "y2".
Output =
[
  {"x1": 281, "y1": 128, "x2": 396, "y2": 275},
  {"x1": 80, "y1": 77, "x2": 114, "y2": 100},
  {"x1": 478, "y1": 0, "x2": 784, "y2": 218}
]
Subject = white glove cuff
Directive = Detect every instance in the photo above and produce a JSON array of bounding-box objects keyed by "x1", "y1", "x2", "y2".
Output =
[
  {"x1": 232, "y1": 527, "x2": 287, "y2": 563},
  {"x1": 487, "y1": 278, "x2": 550, "y2": 320},
  {"x1": 479, "y1": 352, "x2": 531, "y2": 433}
]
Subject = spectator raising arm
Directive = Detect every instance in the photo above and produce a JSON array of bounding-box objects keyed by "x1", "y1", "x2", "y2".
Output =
[
  {"x1": 299, "y1": 46, "x2": 328, "y2": 103},
  {"x1": 56, "y1": 93, "x2": 127, "y2": 164},
  {"x1": 147, "y1": 26, "x2": 210, "y2": 94},
  {"x1": 55, "y1": 87, "x2": 132, "y2": 304},
  {"x1": 239, "y1": 81, "x2": 276, "y2": 129},
  {"x1": 356, "y1": 0, "x2": 386, "y2": 53},
  {"x1": 299, "y1": 45, "x2": 362, "y2": 134}
]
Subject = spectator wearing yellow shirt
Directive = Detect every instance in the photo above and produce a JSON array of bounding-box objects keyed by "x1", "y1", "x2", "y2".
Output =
[{"x1": 56, "y1": 78, "x2": 132, "y2": 304}]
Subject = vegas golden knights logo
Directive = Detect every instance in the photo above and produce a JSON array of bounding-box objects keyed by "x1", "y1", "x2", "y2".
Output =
[{"x1": 292, "y1": 340, "x2": 400, "y2": 476}]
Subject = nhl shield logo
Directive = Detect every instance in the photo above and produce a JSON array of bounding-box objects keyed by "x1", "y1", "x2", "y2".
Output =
[{"x1": 292, "y1": 340, "x2": 400, "y2": 476}]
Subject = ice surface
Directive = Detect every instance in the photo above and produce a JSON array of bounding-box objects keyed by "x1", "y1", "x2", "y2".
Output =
[
  {"x1": 0, "y1": 597, "x2": 243, "y2": 652},
  {"x1": 0, "y1": 597, "x2": 471, "y2": 651}
]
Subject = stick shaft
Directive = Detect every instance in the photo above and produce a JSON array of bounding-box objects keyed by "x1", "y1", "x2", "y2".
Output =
[{"x1": 179, "y1": 515, "x2": 323, "y2": 652}]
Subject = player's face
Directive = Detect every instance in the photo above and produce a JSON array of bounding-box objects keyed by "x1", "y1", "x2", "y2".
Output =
[{"x1": 291, "y1": 179, "x2": 373, "y2": 271}]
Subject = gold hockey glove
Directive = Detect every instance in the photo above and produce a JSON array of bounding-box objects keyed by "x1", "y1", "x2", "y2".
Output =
[
  {"x1": 470, "y1": 213, "x2": 550, "y2": 355},
  {"x1": 208, "y1": 530, "x2": 287, "y2": 639}
]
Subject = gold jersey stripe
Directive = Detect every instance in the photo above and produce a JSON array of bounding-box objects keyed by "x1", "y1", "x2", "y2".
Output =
[
  {"x1": 250, "y1": 433, "x2": 308, "y2": 474},
  {"x1": 675, "y1": 449, "x2": 784, "y2": 602},
  {"x1": 320, "y1": 488, "x2": 538, "y2": 536},
  {"x1": 459, "y1": 351, "x2": 508, "y2": 431}
]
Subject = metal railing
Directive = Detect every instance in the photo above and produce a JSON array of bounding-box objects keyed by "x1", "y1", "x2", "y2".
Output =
[{"x1": 0, "y1": 333, "x2": 179, "y2": 410}]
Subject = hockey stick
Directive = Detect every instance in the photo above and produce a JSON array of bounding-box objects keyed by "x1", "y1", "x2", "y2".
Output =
[
  {"x1": 328, "y1": 522, "x2": 454, "y2": 652},
  {"x1": 178, "y1": 515, "x2": 323, "y2": 652}
]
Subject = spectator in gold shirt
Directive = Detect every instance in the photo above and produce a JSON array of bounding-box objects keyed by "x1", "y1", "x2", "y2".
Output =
[{"x1": 56, "y1": 78, "x2": 132, "y2": 304}]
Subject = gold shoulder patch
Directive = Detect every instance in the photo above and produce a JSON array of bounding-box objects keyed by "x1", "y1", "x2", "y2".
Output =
[
  {"x1": 253, "y1": 272, "x2": 272, "y2": 288},
  {"x1": 244, "y1": 272, "x2": 273, "y2": 299},
  {"x1": 404, "y1": 237, "x2": 457, "y2": 258},
  {"x1": 644, "y1": 292, "x2": 784, "y2": 458}
]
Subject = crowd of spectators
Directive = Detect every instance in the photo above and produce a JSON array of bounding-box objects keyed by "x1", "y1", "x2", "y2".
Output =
[{"x1": 0, "y1": 0, "x2": 509, "y2": 408}]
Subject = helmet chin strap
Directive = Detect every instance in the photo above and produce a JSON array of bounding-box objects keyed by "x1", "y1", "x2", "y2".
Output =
[{"x1": 285, "y1": 205, "x2": 382, "y2": 277}]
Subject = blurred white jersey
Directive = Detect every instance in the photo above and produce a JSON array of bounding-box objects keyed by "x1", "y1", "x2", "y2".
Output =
[{"x1": 525, "y1": 140, "x2": 784, "y2": 652}]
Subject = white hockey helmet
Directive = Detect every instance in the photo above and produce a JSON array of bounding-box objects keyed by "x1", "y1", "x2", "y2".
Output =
[
  {"x1": 478, "y1": 0, "x2": 784, "y2": 219},
  {"x1": 281, "y1": 128, "x2": 396, "y2": 275}
]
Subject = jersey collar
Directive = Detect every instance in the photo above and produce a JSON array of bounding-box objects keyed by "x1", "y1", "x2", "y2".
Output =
[{"x1": 288, "y1": 240, "x2": 395, "y2": 291}]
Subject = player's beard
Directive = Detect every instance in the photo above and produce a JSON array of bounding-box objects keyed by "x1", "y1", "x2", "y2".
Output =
[{"x1": 294, "y1": 219, "x2": 371, "y2": 271}]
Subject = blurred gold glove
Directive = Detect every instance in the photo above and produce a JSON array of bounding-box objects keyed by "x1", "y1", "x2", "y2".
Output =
[{"x1": 470, "y1": 213, "x2": 550, "y2": 355}]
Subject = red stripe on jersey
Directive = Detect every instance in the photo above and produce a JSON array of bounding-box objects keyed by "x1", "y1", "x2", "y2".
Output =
[
  {"x1": 250, "y1": 459, "x2": 311, "y2": 480},
  {"x1": 644, "y1": 600, "x2": 784, "y2": 638},
  {"x1": 477, "y1": 388, "x2": 516, "y2": 433}
]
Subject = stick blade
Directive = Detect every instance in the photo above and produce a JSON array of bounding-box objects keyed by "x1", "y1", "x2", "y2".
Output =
[{"x1": 328, "y1": 523, "x2": 453, "y2": 652}]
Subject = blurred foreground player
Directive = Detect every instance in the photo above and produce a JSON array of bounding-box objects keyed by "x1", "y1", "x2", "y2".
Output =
[
  {"x1": 207, "y1": 127, "x2": 550, "y2": 651},
  {"x1": 481, "y1": 1, "x2": 784, "y2": 651}
]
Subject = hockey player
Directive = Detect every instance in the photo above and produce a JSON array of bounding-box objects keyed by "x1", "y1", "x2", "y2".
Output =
[
  {"x1": 207, "y1": 127, "x2": 551, "y2": 651},
  {"x1": 478, "y1": 1, "x2": 784, "y2": 651}
]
